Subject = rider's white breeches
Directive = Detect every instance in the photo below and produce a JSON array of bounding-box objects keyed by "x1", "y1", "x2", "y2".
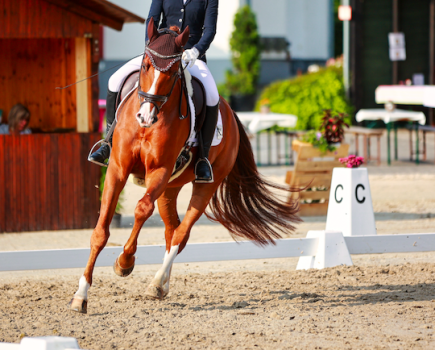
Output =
[{"x1": 108, "y1": 56, "x2": 220, "y2": 107}]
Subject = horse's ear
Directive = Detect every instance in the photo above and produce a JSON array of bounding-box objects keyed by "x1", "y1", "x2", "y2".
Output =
[
  {"x1": 175, "y1": 26, "x2": 190, "y2": 48},
  {"x1": 147, "y1": 20, "x2": 159, "y2": 42}
]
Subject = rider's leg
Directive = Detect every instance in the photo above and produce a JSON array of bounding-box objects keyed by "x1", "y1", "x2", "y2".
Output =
[
  {"x1": 187, "y1": 60, "x2": 220, "y2": 183},
  {"x1": 89, "y1": 56, "x2": 142, "y2": 165},
  {"x1": 88, "y1": 90, "x2": 117, "y2": 165}
]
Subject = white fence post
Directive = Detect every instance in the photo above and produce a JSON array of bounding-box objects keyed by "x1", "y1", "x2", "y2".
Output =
[{"x1": 297, "y1": 231, "x2": 353, "y2": 270}]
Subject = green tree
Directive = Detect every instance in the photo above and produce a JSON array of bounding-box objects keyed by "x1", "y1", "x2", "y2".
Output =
[{"x1": 225, "y1": 5, "x2": 261, "y2": 95}]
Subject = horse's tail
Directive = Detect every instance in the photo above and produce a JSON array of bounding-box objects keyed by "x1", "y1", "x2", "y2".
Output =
[{"x1": 206, "y1": 112, "x2": 301, "y2": 246}]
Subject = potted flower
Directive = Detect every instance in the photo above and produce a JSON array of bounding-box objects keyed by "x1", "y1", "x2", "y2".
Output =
[
  {"x1": 287, "y1": 110, "x2": 350, "y2": 216},
  {"x1": 292, "y1": 110, "x2": 350, "y2": 157}
]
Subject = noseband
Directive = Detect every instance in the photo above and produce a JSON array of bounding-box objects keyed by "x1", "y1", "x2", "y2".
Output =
[{"x1": 138, "y1": 29, "x2": 190, "y2": 125}]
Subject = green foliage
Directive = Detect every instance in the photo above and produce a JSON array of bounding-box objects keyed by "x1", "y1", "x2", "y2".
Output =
[
  {"x1": 225, "y1": 5, "x2": 261, "y2": 95},
  {"x1": 255, "y1": 66, "x2": 353, "y2": 130},
  {"x1": 217, "y1": 82, "x2": 231, "y2": 101},
  {"x1": 100, "y1": 166, "x2": 123, "y2": 213},
  {"x1": 301, "y1": 130, "x2": 337, "y2": 154}
]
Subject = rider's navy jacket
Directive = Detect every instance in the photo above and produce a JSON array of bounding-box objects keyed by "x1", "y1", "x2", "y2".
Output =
[{"x1": 146, "y1": 0, "x2": 218, "y2": 62}]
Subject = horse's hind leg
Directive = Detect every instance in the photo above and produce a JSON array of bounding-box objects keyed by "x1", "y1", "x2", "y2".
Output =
[
  {"x1": 69, "y1": 163, "x2": 128, "y2": 313},
  {"x1": 145, "y1": 182, "x2": 220, "y2": 300},
  {"x1": 144, "y1": 186, "x2": 182, "y2": 299}
]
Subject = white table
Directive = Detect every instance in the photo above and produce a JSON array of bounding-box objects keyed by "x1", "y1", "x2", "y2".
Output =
[
  {"x1": 236, "y1": 112, "x2": 298, "y2": 166},
  {"x1": 236, "y1": 112, "x2": 297, "y2": 134},
  {"x1": 355, "y1": 108, "x2": 426, "y2": 164},
  {"x1": 375, "y1": 85, "x2": 435, "y2": 107}
]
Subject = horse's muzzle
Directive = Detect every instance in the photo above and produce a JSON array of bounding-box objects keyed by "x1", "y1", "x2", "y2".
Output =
[{"x1": 137, "y1": 108, "x2": 158, "y2": 128}]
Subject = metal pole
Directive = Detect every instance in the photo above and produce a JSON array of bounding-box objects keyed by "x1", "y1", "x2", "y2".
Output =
[
  {"x1": 429, "y1": 0, "x2": 435, "y2": 125},
  {"x1": 392, "y1": 0, "x2": 399, "y2": 84},
  {"x1": 343, "y1": 0, "x2": 350, "y2": 97}
]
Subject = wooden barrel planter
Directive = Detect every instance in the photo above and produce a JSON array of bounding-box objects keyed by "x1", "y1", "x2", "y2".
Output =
[{"x1": 285, "y1": 140, "x2": 349, "y2": 216}]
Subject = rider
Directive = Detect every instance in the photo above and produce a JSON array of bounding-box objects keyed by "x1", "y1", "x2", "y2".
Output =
[{"x1": 89, "y1": 0, "x2": 220, "y2": 183}]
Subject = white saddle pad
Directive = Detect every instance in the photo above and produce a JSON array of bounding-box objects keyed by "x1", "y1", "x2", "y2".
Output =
[{"x1": 186, "y1": 95, "x2": 223, "y2": 147}]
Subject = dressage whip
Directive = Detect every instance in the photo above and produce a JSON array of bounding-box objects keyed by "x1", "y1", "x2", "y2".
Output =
[
  {"x1": 55, "y1": 53, "x2": 144, "y2": 90},
  {"x1": 56, "y1": 16, "x2": 157, "y2": 90}
]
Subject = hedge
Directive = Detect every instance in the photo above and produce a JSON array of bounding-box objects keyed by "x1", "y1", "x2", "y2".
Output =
[{"x1": 255, "y1": 66, "x2": 353, "y2": 130}]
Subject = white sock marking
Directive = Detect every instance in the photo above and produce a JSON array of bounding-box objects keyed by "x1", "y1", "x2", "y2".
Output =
[
  {"x1": 152, "y1": 245, "x2": 179, "y2": 289},
  {"x1": 74, "y1": 275, "x2": 90, "y2": 301}
]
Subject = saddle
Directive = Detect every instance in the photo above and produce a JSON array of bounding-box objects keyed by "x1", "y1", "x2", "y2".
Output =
[{"x1": 118, "y1": 70, "x2": 207, "y2": 131}]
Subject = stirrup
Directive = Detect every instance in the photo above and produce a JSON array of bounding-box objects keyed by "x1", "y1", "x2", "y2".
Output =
[
  {"x1": 194, "y1": 158, "x2": 214, "y2": 184},
  {"x1": 88, "y1": 140, "x2": 112, "y2": 168}
]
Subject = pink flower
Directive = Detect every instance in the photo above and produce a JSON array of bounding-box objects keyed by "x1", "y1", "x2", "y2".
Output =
[{"x1": 339, "y1": 155, "x2": 364, "y2": 168}]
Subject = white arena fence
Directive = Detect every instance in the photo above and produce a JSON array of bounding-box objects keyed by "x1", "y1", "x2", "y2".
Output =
[
  {"x1": 1, "y1": 232, "x2": 435, "y2": 272},
  {"x1": 1, "y1": 232, "x2": 435, "y2": 350}
]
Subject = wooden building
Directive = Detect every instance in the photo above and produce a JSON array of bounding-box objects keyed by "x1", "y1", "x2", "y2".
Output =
[
  {"x1": 0, "y1": 0, "x2": 144, "y2": 232},
  {"x1": 349, "y1": 0, "x2": 435, "y2": 125}
]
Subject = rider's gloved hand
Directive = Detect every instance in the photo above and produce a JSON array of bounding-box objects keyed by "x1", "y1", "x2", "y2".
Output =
[{"x1": 182, "y1": 47, "x2": 200, "y2": 68}]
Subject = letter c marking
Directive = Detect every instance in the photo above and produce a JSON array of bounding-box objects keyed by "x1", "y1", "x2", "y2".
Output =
[
  {"x1": 335, "y1": 185, "x2": 343, "y2": 203},
  {"x1": 355, "y1": 184, "x2": 366, "y2": 203}
]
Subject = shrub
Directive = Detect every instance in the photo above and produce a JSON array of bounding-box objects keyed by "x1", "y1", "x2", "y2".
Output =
[
  {"x1": 255, "y1": 66, "x2": 353, "y2": 130},
  {"x1": 225, "y1": 5, "x2": 261, "y2": 95}
]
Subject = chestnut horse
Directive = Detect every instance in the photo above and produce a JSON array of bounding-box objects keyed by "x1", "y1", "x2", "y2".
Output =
[{"x1": 69, "y1": 21, "x2": 299, "y2": 313}]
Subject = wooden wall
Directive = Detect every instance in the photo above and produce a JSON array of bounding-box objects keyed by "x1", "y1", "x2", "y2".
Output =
[
  {"x1": 0, "y1": 0, "x2": 94, "y2": 39},
  {"x1": 0, "y1": 38, "x2": 78, "y2": 132},
  {"x1": 0, "y1": 133, "x2": 102, "y2": 233}
]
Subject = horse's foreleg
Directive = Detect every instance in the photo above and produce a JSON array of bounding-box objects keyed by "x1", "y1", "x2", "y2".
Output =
[
  {"x1": 69, "y1": 164, "x2": 128, "y2": 314},
  {"x1": 145, "y1": 183, "x2": 219, "y2": 300},
  {"x1": 114, "y1": 169, "x2": 171, "y2": 277},
  {"x1": 144, "y1": 186, "x2": 182, "y2": 299}
]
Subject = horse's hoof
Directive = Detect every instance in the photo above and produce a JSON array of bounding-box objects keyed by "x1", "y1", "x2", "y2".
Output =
[
  {"x1": 113, "y1": 256, "x2": 135, "y2": 277},
  {"x1": 145, "y1": 284, "x2": 165, "y2": 300},
  {"x1": 68, "y1": 297, "x2": 87, "y2": 314}
]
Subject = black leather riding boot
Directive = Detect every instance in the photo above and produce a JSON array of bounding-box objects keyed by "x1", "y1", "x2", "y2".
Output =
[
  {"x1": 88, "y1": 90, "x2": 118, "y2": 165},
  {"x1": 195, "y1": 103, "x2": 219, "y2": 183}
]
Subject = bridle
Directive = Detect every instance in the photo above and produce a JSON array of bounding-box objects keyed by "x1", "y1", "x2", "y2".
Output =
[{"x1": 137, "y1": 29, "x2": 190, "y2": 125}]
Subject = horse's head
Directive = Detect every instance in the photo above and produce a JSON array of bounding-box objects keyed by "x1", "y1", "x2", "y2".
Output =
[{"x1": 137, "y1": 21, "x2": 190, "y2": 128}]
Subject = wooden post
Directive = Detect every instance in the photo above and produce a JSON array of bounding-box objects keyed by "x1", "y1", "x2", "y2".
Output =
[{"x1": 75, "y1": 37, "x2": 90, "y2": 133}]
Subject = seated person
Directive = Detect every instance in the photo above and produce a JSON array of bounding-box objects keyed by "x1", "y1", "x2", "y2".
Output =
[{"x1": 0, "y1": 104, "x2": 32, "y2": 135}]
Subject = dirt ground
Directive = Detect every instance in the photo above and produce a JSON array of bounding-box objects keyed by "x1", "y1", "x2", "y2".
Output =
[
  {"x1": 0, "y1": 163, "x2": 435, "y2": 349},
  {"x1": 0, "y1": 264, "x2": 434, "y2": 349}
]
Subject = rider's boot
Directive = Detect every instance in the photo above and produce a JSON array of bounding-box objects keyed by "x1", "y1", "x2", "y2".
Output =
[
  {"x1": 195, "y1": 102, "x2": 219, "y2": 183},
  {"x1": 88, "y1": 90, "x2": 118, "y2": 166}
]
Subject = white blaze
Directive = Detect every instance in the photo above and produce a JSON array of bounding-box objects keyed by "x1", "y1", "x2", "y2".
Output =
[{"x1": 137, "y1": 70, "x2": 160, "y2": 127}]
